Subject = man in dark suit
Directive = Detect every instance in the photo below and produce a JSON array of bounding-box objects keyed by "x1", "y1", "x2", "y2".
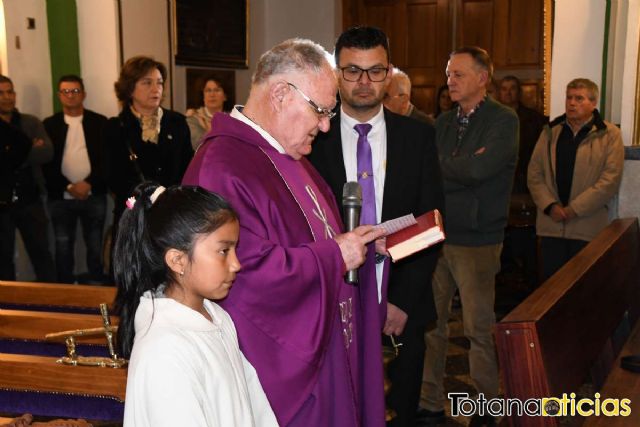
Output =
[
  {"x1": 43, "y1": 75, "x2": 108, "y2": 283},
  {"x1": 308, "y1": 26, "x2": 444, "y2": 427}
]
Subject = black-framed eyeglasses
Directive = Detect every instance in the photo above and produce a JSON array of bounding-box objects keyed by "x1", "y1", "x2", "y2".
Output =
[
  {"x1": 340, "y1": 66, "x2": 389, "y2": 82},
  {"x1": 286, "y1": 82, "x2": 336, "y2": 119},
  {"x1": 59, "y1": 88, "x2": 83, "y2": 95}
]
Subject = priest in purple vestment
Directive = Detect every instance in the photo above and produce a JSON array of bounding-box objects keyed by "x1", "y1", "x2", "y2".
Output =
[{"x1": 182, "y1": 38, "x2": 387, "y2": 427}]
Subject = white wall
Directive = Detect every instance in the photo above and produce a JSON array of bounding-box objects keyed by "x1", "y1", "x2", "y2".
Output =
[
  {"x1": 238, "y1": 0, "x2": 339, "y2": 103},
  {"x1": 620, "y1": 0, "x2": 640, "y2": 146},
  {"x1": 2, "y1": 0, "x2": 53, "y2": 119},
  {"x1": 0, "y1": 1, "x2": 7, "y2": 74},
  {"x1": 172, "y1": 0, "x2": 339, "y2": 113},
  {"x1": 119, "y1": 0, "x2": 172, "y2": 108},
  {"x1": 550, "y1": 0, "x2": 606, "y2": 119},
  {"x1": 76, "y1": 0, "x2": 120, "y2": 117}
]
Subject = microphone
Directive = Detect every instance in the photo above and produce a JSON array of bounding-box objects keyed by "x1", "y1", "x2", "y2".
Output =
[{"x1": 342, "y1": 182, "x2": 362, "y2": 284}]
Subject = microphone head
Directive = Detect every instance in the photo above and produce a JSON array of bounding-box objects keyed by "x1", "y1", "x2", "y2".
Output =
[{"x1": 342, "y1": 181, "x2": 362, "y2": 208}]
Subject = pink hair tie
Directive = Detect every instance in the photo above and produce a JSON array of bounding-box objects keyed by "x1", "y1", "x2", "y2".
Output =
[{"x1": 126, "y1": 197, "x2": 136, "y2": 210}]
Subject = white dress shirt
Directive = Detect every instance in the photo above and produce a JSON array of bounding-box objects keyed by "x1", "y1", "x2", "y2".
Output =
[
  {"x1": 61, "y1": 114, "x2": 91, "y2": 199},
  {"x1": 340, "y1": 105, "x2": 387, "y2": 302}
]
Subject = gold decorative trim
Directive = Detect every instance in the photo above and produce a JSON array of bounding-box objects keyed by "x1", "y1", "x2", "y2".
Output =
[
  {"x1": 634, "y1": 33, "x2": 640, "y2": 145},
  {"x1": 543, "y1": 0, "x2": 553, "y2": 117}
]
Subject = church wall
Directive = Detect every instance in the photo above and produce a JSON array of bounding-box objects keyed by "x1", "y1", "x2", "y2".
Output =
[
  {"x1": 76, "y1": 0, "x2": 120, "y2": 118},
  {"x1": 1, "y1": 0, "x2": 53, "y2": 119},
  {"x1": 549, "y1": 0, "x2": 606, "y2": 120}
]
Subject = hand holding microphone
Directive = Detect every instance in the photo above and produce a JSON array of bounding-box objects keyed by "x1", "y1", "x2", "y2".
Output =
[{"x1": 335, "y1": 182, "x2": 385, "y2": 284}]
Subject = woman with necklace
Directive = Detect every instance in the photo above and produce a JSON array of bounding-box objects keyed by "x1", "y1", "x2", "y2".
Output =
[{"x1": 104, "y1": 56, "x2": 193, "y2": 248}]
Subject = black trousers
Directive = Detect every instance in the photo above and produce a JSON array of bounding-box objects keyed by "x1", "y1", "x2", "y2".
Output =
[
  {"x1": 0, "y1": 199, "x2": 56, "y2": 282},
  {"x1": 385, "y1": 320, "x2": 427, "y2": 427},
  {"x1": 540, "y1": 236, "x2": 588, "y2": 282}
]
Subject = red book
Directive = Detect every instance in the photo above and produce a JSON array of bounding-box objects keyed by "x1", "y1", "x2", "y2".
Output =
[{"x1": 386, "y1": 209, "x2": 445, "y2": 262}]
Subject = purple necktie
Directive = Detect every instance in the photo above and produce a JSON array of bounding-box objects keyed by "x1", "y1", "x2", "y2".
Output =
[{"x1": 355, "y1": 123, "x2": 376, "y2": 226}]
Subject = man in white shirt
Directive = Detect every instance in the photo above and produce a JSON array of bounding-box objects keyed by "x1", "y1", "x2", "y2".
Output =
[
  {"x1": 308, "y1": 26, "x2": 444, "y2": 427},
  {"x1": 43, "y1": 75, "x2": 108, "y2": 284}
]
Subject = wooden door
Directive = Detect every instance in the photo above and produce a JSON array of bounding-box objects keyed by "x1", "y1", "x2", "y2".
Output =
[
  {"x1": 343, "y1": 0, "x2": 451, "y2": 114},
  {"x1": 342, "y1": 0, "x2": 545, "y2": 113}
]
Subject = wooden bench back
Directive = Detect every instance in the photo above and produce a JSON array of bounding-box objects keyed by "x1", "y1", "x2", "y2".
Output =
[
  {"x1": 0, "y1": 282, "x2": 125, "y2": 407},
  {"x1": 0, "y1": 353, "x2": 127, "y2": 401},
  {"x1": 0, "y1": 281, "x2": 116, "y2": 310},
  {"x1": 495, "y1": 218, "x2": 640, "y2": 426},
  {"x1": 0, "y1": 309, "x2": 118, "y2": 344}
]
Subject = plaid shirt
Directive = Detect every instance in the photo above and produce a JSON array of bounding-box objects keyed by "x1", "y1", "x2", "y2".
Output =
[{"x1": 452, "y1": 96, "x2": 487, "y2": 156}]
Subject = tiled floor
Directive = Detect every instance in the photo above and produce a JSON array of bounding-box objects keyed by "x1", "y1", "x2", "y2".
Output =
[{"x1": 418, "y1": 269, "x2": 536, "y2": 426}]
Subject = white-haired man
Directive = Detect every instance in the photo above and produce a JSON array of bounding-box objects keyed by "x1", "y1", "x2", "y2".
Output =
[{"x1": 183, "y1": 38, "x2": 386, "y2": 427}]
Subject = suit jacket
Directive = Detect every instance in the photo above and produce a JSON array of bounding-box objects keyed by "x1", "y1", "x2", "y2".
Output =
[
  {"x1": 308, "y1": 108, "x2": 444, "y2": 325},
  {"x1": 408, "y1": 104, "x2": 435, "y2": 126},
  {"x1": 43, "y1": 109, "x2": 108, "y2": 199}
]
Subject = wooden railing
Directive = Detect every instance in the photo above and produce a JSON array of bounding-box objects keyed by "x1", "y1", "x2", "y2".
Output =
[{"x1": 495, "y1": 218, "x2": 640, "y2": 427}]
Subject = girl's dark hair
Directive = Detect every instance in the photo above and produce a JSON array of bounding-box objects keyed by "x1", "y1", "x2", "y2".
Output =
[{"x1": 113, "y1": 182, "x2": 237, "y2": 358}]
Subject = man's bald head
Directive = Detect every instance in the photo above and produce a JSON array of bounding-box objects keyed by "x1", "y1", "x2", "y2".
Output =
[{"x1": 384, "y1": 67, "x2": 411, "y2": 115}]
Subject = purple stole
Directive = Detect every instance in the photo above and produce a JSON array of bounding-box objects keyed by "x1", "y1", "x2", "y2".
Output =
[{"x1": 259, "y1": 148, "x2": 362, "y2": 426}]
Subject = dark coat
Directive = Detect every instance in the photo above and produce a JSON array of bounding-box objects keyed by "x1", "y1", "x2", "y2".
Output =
[
  {"x1": 0, "y1": 119, "x2": 32, "y2": 206},
  {"x1": 43, "y1": 109, "x2": 108, "y2": 200},
  {"x1": 104, "y1": 107, "x2": 193, "y2": 220},
  {"x1": 436, "y1": 97, "x2": 519, "y2": 246}
]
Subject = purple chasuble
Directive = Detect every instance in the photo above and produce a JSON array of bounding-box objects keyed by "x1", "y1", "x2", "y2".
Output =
[{"x1": 182, "y1": 113, "x2": 384, "y2": 426}]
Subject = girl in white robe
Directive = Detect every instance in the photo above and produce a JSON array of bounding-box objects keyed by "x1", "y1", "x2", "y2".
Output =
[{"x1": 112, "y1": 182, "x2": 278, "y2": 427}]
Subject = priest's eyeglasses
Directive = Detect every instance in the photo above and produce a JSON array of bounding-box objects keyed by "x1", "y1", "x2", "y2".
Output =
[
  {"x1": 287, "y1": 82, "x2": 336, "y2": 119},
  {"x1": 340, "y1": 65, "x2": 389, "y2": 82}
]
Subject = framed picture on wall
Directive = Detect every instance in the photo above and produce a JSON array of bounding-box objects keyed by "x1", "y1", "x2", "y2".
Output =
[
  {"x1": 186, "y1": 68, "x2": 236, "y2": 112},
  {"x1": 174, "y1": 0, "x2": 248, "y2": 69}
]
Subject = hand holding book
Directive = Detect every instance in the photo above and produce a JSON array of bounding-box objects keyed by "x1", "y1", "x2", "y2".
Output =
[{"x1": 375, "y1": 209, "x2": 445, "y2": 262}]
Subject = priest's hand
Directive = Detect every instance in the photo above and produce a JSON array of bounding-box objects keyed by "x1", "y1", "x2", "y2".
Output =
[
  {"x1": 375, "y1": 236, "x2": 388, "y2": 256},
  {"x1": 383, "y1": 303, "x2": 408, "y2": 336},
  {"x1": 335, "y1": 225, "x2": 386, "y2": 271}
]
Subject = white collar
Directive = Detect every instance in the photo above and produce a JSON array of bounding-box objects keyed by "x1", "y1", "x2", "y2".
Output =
[
  {"x1": 230, "y1": 105, "x2": 285, "y2": 154},
  {"x1": 340, "y1": 104, "x2": 385, "y2": 129}
]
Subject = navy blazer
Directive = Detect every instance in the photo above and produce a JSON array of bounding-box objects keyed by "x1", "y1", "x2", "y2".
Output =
[{"x1": 308, "y1": 108, "x2": 444, "y2": 326}]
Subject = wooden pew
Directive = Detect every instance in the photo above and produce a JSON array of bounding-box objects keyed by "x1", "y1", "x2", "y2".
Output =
[
  {"x1": 495, "y1": 218, "x2": 640, "y2": 427},
  {"x1": 582, "y1": 321, "x2": 640, "y2": 426},
  {"x1": 0, "y1": 308, "x2": 118, "y2": 344},
  {"x1": 0, "y1": 353, "x2": 127, "y2": 401},
  {"x1": 0, "y1": 282, "x2": 126, "y2": 419},
  {"x1": 0, "y1": 280, "x2": 116, "y2": 310}
]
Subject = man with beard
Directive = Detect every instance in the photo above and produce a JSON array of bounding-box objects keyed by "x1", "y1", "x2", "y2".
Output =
[{"x1": 309, "y1": 26, "x2": 444, "y2": 427}]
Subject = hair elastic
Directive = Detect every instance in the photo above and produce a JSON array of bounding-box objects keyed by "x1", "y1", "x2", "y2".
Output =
[
  {"x1": 150, "y1": 186, "x2": 166, "y2": 204},
  {"x1": 125, "y1": 197, "x2": 136, "y2": 210}
]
